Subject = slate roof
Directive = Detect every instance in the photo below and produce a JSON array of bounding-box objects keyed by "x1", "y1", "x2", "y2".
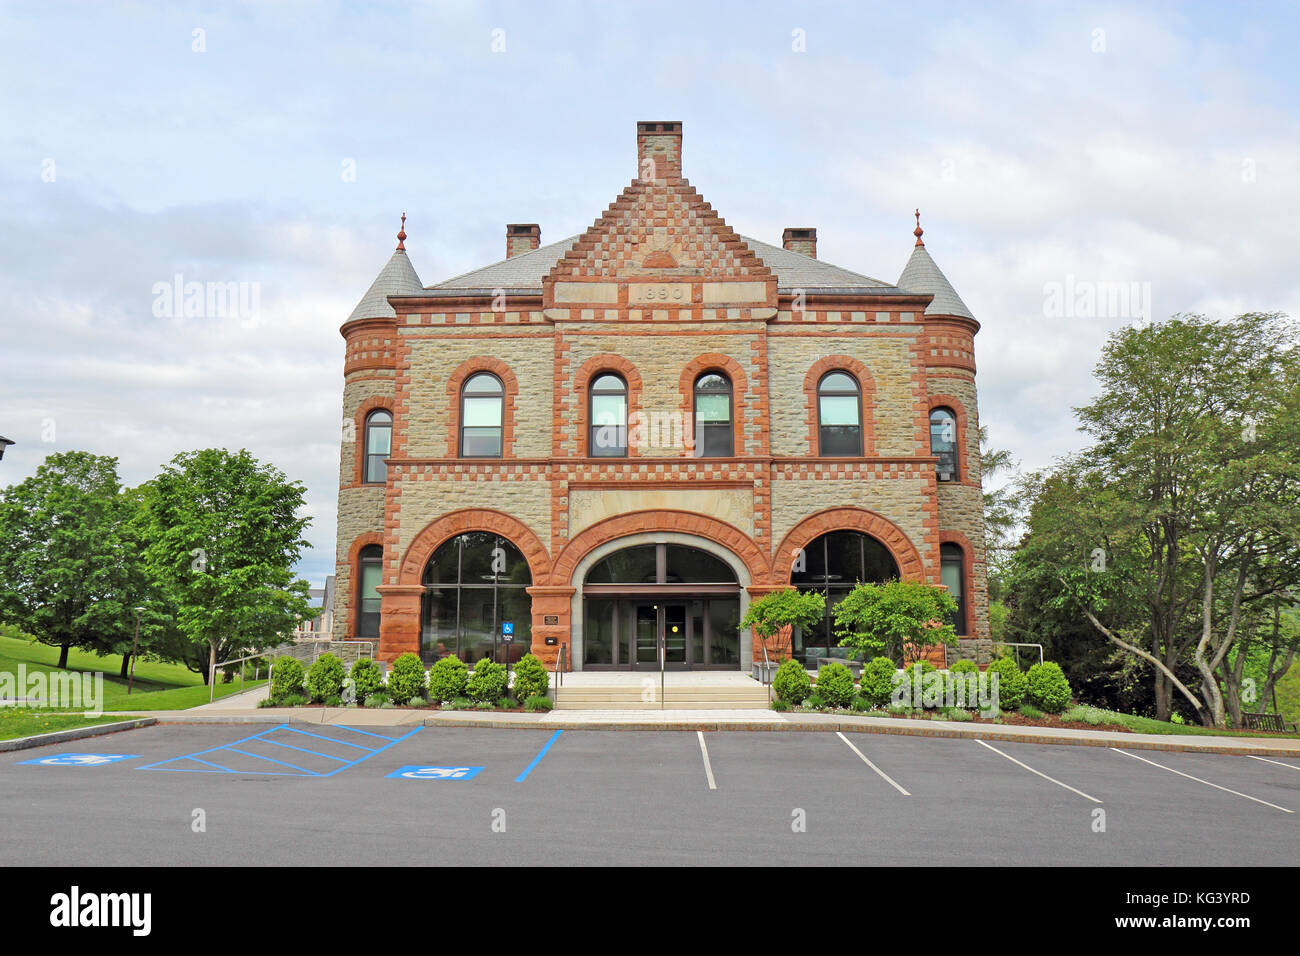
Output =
[
  {"x1": 410, "y1": 234, "x2": 904, "y2": 297},
  {"x1": 896, "y1": 244, "x2": 975, "y2": 319},
  {"x1": 346, "y1": 249, "x2": 424, "y2": 321}
]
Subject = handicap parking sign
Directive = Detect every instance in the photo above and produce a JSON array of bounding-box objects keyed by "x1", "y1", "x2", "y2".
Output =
[
  {"x1": 501, "y1": 622, "x2": 514, "y2": 639},
  {"x1": 19, "y1": 753, "x2": 139, "y2": 767},
  {"x1": 387, "y1": 765, "x2": 483, "y2": 781}
]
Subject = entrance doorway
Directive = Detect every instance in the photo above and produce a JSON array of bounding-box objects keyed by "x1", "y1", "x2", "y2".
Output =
[
  {"x1": 580, "y1": 543, "x2": 742, "y2": 670},
  {"x1": 585, "y1": 598, "x2": 740, "y2": 670}
]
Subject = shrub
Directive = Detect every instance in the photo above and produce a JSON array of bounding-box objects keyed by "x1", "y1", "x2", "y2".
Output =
[
  {"x1": 770, "y1": 699, "x2": 790, "y2": 712},
  {"x1": 278, "y1": 693, "x2": 308, "y2": 707},
  {"x1": 350, "y1": 658, "x2": 383, "y2": 701},
  {"x1": 466, "y1": 658, "x2": 508, "y2": 703},
  {"x1": 850, "y1": 695, "x2": 873, "y2": 712},
  {"x1": 772, "y1": 658, "x2": 812, "y2": 705},
  {"x1": 1018, "y1": 704, "x2": 1042, "y2": 720},
  {"x1": 271, "y1": 656, "x2": 304, "y2": 699},
  {"x1": 1027, "y1": 661, "x2": 1072, "y2": 713},
  {"x1": 363, "y1": 691, "x2": 389, "y2": 709},
  {"x1": 949, "y1": 659, "x2": 979, "y2": 675},
  {"x1": 900, "y1": 660, "x2": 938, "y2": 707},
  {"x1": 427, "y1": 655, "x2": 469, "y2": 702},
  {"x1": 512, "y1": 654, "x2": 550, "y2": 701},
  {"x1": 495, "y1": 697, "x2": 514, "y2": 709},
  {"x1": 323, "y1": 694, "x2": 343, "y2": 707},
  {"x1": 305, "y1": 653, "x2": 346, "y2": 703},
  {"x1": 859, "y1": 656, "x2": 898, "y2": 708},
  {"x1": 942, "y1": 707, "x2": 973, "y2": 722},
  {"x1": 833, "y1": 579, "x2": 958, "y2": 661},
  {"x1": 473, "y1": 700, "x2": 496, "y2": 710},
  {"x1": 887, "y1": 703, "x2": 912, "y2": 716},
  {"x1": 815, "y1": 662, "x2": 855, "y2": 708},
  {"x1": 257, "y1": 697, "x2": 279, "y2": 709},
  {"x1": 385, "y1": 653, "x2": 428, "y2": 705},
  {"x1": 442, "y1": 697, "x2": 472, "y2": 711},
  {"x1": 804, "y1": 693, "x2": 826, "y2": 711},
  {"x1": 524, "y1": 695, "x2": 553, "y2": 713},
  {"x1": 985, "y1": 656, "x2": 1028, "y2": 710}
]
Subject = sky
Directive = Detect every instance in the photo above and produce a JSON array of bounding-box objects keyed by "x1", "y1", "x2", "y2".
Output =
[{"x1": 2, "y1": 0, "x2": 1298, "y2": 588}]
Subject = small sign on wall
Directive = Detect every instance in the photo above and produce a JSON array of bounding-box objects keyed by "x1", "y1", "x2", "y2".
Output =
[{"x1": 544, "y1": 615, "x2": 559, "y2": 626}]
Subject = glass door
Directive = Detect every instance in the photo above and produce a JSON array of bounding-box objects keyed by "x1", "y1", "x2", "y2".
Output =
[
  {"x1": 634, "y1": 604, "x2": 659, "y2": 666},
  {"x1": 664, "y1": 604, "x2": 687, "y2": 668}
]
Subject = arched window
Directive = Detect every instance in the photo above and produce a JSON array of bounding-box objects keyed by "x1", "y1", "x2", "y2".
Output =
[
  {"x1": 930, "y1": 407, "x2": 960, "y2": 481},
  {"x1": 693, "y1": 372, "x2": 733, "y2": 457},
  {"x1": 460, "y1": 373, "x2": 504, "y2": 458},
  {"x1": 790, "y1": 530, "x2": 898, "y2": 665},
  {"x1": 817, "y1": 371, "x2": 863, "y2": 456},
  {"x1": 420, "y1": 532, "x2": 532, "y2": 664},
  {"x1": 362, "y1": 409, "x2": 392, "y2": 484},
  {"x1": 589, "y1": 373, "x2": 628, "y2": 458},
  {"x1": 356, "y1": 545, "x2": 383, "y2": 638},
  {"x1": 940, "y1": 543, "x2": 967, "y2": 635}
]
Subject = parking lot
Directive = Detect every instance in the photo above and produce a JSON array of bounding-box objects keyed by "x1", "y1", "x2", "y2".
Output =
[{"x1": 1, "y1": 722, "x2": 1296, "y2": 866}]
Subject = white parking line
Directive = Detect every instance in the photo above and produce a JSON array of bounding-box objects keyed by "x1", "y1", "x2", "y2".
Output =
[
  {"x1": 696, "y1": 732, "x2": 716, "y2": 790},
  {"x1": 836, "y1": 732, "x2": 910, "y2": 795},
  {"x1": 1246, "y1": 754, "x2": 1300, "y2": 773},
  {"x1": 1112, "y1": 749, "x2": 1293, "y2": 814},
  {"x1": 975, "y1": 739, "x2": 1102, "y2": 803}
]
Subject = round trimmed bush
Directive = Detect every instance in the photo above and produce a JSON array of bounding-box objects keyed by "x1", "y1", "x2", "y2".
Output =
[
  {"x1": 466, "y1": 658, "x2": 508, "y2": 703},
  {"x1": 949, "y1": 659, "x2": 979, "y2": 675},
  {"x1": 1026, "y1": 661, "x2": 1072, "y2": 713},
  {"x1": 900, "y1": 660, "x2": 938, "y2": 707},
  {"x1": 772, "y1": 658, "x2": 812, "y2": 705},
  {"x1": 427, "y1": 655, "x2": 469, "y2": 702},
  {"x1": 859, "y1": 656, "x2": 899, "y2": 708},
  {"x1": 350, "y1": 658, "x2": 383, "y2": 702},
  {"x1": 305, "y1": 653, "x2": 346, "y2": 703},
  {"x1": 386, "y1": 653, "x2": 428, "y2": 705},
  {"x1": 512, "y1": 654, "x2": 550, "y2": 701},
  {"x1": 986, "y1": 656, "x2": 1028, "y2": 710},
  {"x1": 815, "y1": 662, "x2": 855, "y2": 708},
  {"x1": 271, "y1": 656, "x2": 304, "y2": 700}
]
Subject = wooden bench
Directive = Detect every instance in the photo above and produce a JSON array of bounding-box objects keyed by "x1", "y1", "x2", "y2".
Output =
[{"x1": 1242, "y1": 712, "x2": 1297, "y2": 734}]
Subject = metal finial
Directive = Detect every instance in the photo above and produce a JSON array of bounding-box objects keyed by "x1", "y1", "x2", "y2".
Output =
[
  {"x1": 913, "y1": 209, "x2": 924, "y2": 247},
  {"x1": 397, "y1": 212, "x2": 407, "y2": 251}
]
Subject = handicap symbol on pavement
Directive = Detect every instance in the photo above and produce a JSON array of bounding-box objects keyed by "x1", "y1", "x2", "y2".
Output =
[
  {"x1": 388, "y1": 765, "x2": 483, "y2": 781},
  {"x1": 19, "y1": 753, "x2": 139, "y2": 767}
]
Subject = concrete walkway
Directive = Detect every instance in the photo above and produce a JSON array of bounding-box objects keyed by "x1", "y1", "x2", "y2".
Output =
[{"x1": 101, "y1": 704, "x2": 1300, "y2": 756}]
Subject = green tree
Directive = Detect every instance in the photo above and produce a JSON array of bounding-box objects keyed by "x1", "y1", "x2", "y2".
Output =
[
  {"x1": 0, "y1": 452, "x2": 141, "y2": 668},
  {"x1": 740, "y1": 588, "x2": 825, "y2": 661},
  {"x1": 140, "y1": 448, "x2": 313, "y2": 683},
  {"x1": 832, "y1": 579, "x2": 957, "y2": 664}
]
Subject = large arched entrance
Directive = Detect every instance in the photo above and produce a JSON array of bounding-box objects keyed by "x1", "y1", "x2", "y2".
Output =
[{"x1": 574, "y1": 537, "x2": 747, "y2": 670}]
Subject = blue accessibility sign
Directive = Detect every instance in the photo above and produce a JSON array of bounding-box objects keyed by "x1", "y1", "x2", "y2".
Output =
[
  {"x1": 501, "y1": 622, "x2": 514, "y2": 636},
  {"x1": 19, "y1": 753, "x2": 139, "y2": 767},
  {"x1": 387, "y1": 765, "x2": 483, "y2": 781}
]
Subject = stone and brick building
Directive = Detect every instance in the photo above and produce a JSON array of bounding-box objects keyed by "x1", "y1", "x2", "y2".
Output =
[{"x1": 333, "y1": 121, "x2": 987, "y2": 671}]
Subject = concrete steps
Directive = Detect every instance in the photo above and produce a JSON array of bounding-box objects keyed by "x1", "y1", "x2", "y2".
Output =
[{"x1": 553, "y1": 684, "x2": 770, "y2": 711}]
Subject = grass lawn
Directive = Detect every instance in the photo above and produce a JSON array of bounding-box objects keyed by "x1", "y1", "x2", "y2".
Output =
[
  {"x1": 1274, "y1": 661, "x2": 1299, "y2": 728},
  {"x1": 1062, "y1": 705, "x2": 1300, "y2": 738},
  {"x1": 0, "y1": 708, "x2": 127, "y2": 741},
  {"x1": 0, "y1": 632, "x2": 267, "y2": 711}
]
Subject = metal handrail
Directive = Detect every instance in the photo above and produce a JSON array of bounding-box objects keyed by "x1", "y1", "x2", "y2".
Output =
[
  {"x1": 761, "y1": 643, "x2": 772, "y2": 704},
  {"x1": 993, "y1": 641, "x2": 1044, "y2": 667},
  {"x1": 552, "y1": 644, "x2": 566, "y2": 707}
]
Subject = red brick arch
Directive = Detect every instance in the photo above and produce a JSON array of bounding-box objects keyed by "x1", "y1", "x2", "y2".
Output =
[
  {"x1": 445, "y1": 357, "x2": 520, "y2": 458},
  {"x1": 928, "y1": 393, "x2": 977, "y2": 487},
  {"x1": 803, "y1": 355, "x2": 877, "y2": 456},
  {"x1": 773, "y1": 507, "x2": 926, "y2": 584},
  {"x1": 344, "y1": 531, "x2": 385, "y2": 639},
  {"x1": 549, "y1": 509, "x2": 770, "y2": 586},
  {"x1": 352, "y1": 396, "x2": 394, "y2": 487},
  {"x1": 397, "y1": 509, "x2": 551, "y2": 587},
  {"x1": 677, "y1": 352, "x2": 749, "y2": 457},
  {"x1": 573, "y1": 354, "x2": 644, "y2": 457}
]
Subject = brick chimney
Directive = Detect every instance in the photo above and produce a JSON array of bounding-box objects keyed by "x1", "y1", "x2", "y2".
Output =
[
  {"x1": 637, "y1": 121, "x2": 682, "y2": 181},
  {"x1": 506, "y1": 223, "x2": 541, "y2": 258},
  {"x1": 782, "y1": 227, "x2": 817, "y2": 259}
]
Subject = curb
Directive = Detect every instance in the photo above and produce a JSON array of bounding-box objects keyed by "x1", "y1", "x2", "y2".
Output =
[{"x1": 0, "y1": 717, "x2": 158, "y2": 753}]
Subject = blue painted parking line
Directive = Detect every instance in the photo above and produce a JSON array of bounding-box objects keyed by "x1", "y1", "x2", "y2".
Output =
[
  {"x1": 286, "y1": 727, "x2": 378, "y2": 751},
  {"x1": 19, "y1": 753, "x2": 140, "y2": 767},
  {"x1": 138, "y1": 724, "x2": 422, "y2": 776},
  {"x1": 515, "y1": 730, "x2": 563, "y2": 783}
]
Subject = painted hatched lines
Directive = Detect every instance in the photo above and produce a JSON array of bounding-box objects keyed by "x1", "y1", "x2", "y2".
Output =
[
  {"x1": 137, "y1": 725, "x2": 422, "y2": 777},
  {"x1": 1111, "y1": 749, "x2": 1292, "y2": 814},
  {"x1": 975, "y1": 739, "x2": 1102, "y2": 804},
  {"x1": 836, "y1": 732, "x2": 910, "y2": 795}
]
